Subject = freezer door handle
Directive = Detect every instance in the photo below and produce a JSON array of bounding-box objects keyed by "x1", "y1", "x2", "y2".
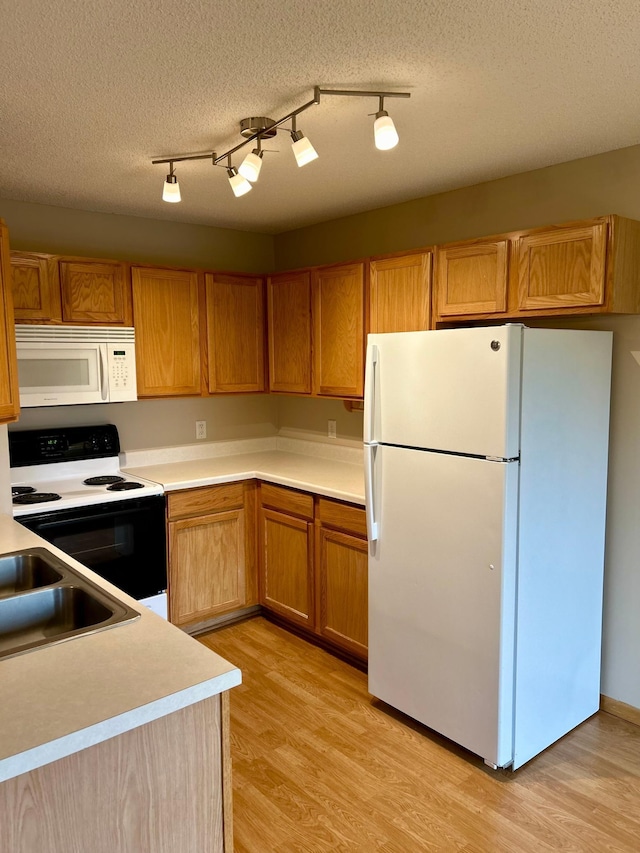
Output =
[
  {"x1": 364, "y1": 343, "x2": 379, "y2": 443},
  {"x1": 364, "y1": 443, "x2": 378, "y2": 542}
]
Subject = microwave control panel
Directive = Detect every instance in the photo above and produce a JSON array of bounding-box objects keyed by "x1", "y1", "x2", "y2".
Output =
[{"x1": 107, "y1": 343, "x2": 138, "y2": 402}]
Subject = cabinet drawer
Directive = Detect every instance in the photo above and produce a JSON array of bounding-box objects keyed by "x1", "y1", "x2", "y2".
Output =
[
  {"x1": 317, "y1": 498, "x2": 367, "y2": 538},
  {"x1": 260, "y1": 483, "x2": 314, "y2": 520},
  {"x1": 168, "y1": 482, "x2": 244, "y2": 520}
]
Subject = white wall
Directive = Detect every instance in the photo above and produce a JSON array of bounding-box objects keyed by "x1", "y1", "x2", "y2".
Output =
[{"x1": 0, "y1": 426, "x2": 11, "y2": 514}]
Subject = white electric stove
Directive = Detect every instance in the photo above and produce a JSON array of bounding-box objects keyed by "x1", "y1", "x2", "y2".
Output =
[{"x1": 9, "y1": 425, "x2": 167, "y2": 618}]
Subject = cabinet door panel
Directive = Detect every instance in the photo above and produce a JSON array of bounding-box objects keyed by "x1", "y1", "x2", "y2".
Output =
[
  {"x1": 267, "y1": 271, "x2": 311, "y2": 393},
  {"x1": 132, "y1": 267, "x2": 201, "y2": 397},
  {"x1": 317, "y1": 527, "x2": 368, "y2": 659},
  {"x1": 516, "y1": 223, "x2": 607, "y2": 310},
  {"x1": 206, "y1": 273, "x2": 265, "y2": 393},
  {"x1": 0, "y1": 224, "x2": 19, "y2": 422},
  {"x1": 369, "y1": 252, "x2": 432, "y2": 333},
  {"x1": 59, "y1": 260, "x2": 128, "y2": 324},
  {"x1": 169, "y1": 509, "x2": 245, "y2": 626},
  {"x1": 313, "y1": 263, "x2": 364, "y2": 398},
  {"x1": 10, "y1": 253, "x2": 60, "y2": 321},
  {"x1": 436, "y1": 241, "x2": 508, "y2": 317},
  {"x1": 260, "y1": 508, "x2": 313, "y2": 628}
]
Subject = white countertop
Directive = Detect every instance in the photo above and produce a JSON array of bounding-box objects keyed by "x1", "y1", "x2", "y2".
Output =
[
  {"x1": 121, "y1": 436, "x2": 365, "y2": 504},
  {"x1": 0, "y1": 516, "x2": 241, "y2": 784}
]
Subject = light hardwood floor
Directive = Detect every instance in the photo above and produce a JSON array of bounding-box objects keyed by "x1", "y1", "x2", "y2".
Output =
[{"x1": 199, "y1": 617, "x2": 640, "y2": 853}]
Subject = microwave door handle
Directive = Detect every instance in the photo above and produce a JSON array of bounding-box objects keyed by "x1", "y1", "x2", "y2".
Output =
[{"x1": 99, "y1": 347, "x2": 108, "y2": 401}]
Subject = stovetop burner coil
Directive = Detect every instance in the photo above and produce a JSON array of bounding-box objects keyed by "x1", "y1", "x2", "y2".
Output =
[
  {"x1": 83, "y1": 475, "x2": 125, "y2": 486},
  {"x1": 106, "y1": 481, "x2": 144, "y2": 491},
  {"x1": 12, "y1": 492, "x2": 62, "y2": 505},
  {"x1": 12, "y1": 486, "x2": 36, "y2": 496}
]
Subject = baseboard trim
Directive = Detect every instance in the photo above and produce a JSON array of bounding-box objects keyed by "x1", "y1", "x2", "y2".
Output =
[
  {"x1": 183, "y1": 605, "x2": 261, "y2": 637},
  {"x1": 600, "y1": 694, "x2": 640, "y2": 727}
]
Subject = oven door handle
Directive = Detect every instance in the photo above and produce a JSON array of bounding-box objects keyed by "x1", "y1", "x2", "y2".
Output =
[{"x1": 99, "y1": 345, "x2": 108, "y2": 401}]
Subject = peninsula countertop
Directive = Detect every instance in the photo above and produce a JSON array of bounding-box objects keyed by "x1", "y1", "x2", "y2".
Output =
[{"x1": 0, "y1": 516, "x2": 241, "y2": 784}]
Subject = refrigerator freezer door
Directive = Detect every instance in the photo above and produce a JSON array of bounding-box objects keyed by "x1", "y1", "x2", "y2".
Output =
[
  {"x1": 368, "y1": 444, "x2": 519, "y2": 768},
  {"x1": 366, "y1": 326, "x2": 522, "y2": 459}
]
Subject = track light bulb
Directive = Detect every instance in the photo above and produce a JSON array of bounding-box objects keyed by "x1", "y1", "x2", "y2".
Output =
[
  {"x1": 291, "y1": 130, "x2": 318, "y2": 167},
  {"x1": 238, "y1": 148, "x2": 264, "y2": 182},
  {"x1": 162, "y1": 172, "x2": 181, "y2": 202},
  {"x1": 374, "y1": 110, "x2": 399, "y2": 150},
  {"x1": 227, "y1": 166, "x2": 252, "y2": 197}
]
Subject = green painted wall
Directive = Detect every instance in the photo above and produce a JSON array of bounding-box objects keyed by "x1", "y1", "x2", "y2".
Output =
[
  {"x1": 0, "y1": 197, "x2": 274, "y2": 273},
  {"x1": 274, "y1": 143, "x2": 640, "y2": 269}
]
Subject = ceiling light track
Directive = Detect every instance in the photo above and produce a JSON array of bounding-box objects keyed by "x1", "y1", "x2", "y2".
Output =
[{"x1": 152, "y1": 85, "x2": 410, "y2": 202}]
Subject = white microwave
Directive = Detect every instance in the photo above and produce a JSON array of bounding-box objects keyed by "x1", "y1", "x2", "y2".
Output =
[{"x1": 15, "y1": 325, "x2": 138, "y2": 407}]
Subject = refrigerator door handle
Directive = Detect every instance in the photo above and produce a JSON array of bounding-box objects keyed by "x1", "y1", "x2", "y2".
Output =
[
  {"x1": 364, "y1": 443, "x2": 378, "y2": 542},
  {"x1": 364, "y1": 343, "x2": 379, "y2": 444}
]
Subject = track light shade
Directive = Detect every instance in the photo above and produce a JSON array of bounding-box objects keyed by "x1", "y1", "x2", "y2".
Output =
[
  {"x1": 374, "y1": 111, "x2": 399, "y2": 150},
  {"x1": 227, "y1": 166, "x2": 252, "y2": 197},
  {"x1": 290, "y1": 130, "x2": 318, "y2": 167},
  {"x1": 238, "y1": 148, "x2": 264, "y2": 182},
  {"x1": 162, "y1": 173, "x2": 181, "y2": 202}
]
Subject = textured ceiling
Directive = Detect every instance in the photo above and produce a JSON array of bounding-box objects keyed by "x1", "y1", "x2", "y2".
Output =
[{"x1": 1, "y1": 0, "x2": 640, "y2": 235}]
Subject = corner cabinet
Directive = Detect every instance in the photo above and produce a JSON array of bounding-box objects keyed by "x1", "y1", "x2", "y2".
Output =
[
  {"x1": 10, "y1": 253, "x2": 131, "y2": 325},
  {"x1": 167, "y1": 482, "x2": 257, "y2": 628},
  {"x1": 312, "y1": 261, "x2": 365, "y2": 398},
  {"x1": 258, "y1": 484, "x2": 315, "y2": 629},
  {"x1": 369, "y1": 250, "x2": 433, "y2": 333},
  {"x1": 205, "y1": 272, "x2": 265, "y2": 393},
  {"x1": 434, "y1": 215, "x2": 640, "y2": 322},
  {"x1": 131, "y1": 266, "x2": 202, "y2": 397},
  {"x1": 0, "y1": 222, "x2": 20, "y2": 423},
  {"x1": 267, "y1": 270, "x2": 312, "y2": 394}
]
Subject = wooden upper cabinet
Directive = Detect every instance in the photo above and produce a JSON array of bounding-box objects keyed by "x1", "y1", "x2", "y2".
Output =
[
  {"x1": 131, "y1": 266, "x2": 202, "y2": 397},
  {"x1": 10, "y1": 253, "x2": 131, "y2": 325},
  {"x1": 59, "y1": 259, "x2": 130, "y2": 324},
  {"x1": 312, "y1": 262, "x2": 365, "y2": 398},
  {"x1": 435, "y1": 239, "x2": 508, "y2": 318},
  {"x1": 515, "y1": 222, "x2": 607, "y2": 311},
  {"x1": 267, "y1": 270, "x2": 312, "y2": 394},
  {"x1": 369, "y1": 251, "x2": 432, "y2": 333},
  {"x1": 205, "y1": 273, "x2": 265, "y2": 393},
  {"x1": 0, "y1": 222, "x2": 20, "y2": 423},
  {"x1": 10, "y1": 252, "x2": 60, "y2": 321}
]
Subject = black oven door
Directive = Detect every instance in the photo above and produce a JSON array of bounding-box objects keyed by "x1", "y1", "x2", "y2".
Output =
[{"x1": 17, "y1": 496, "x2": 167, "y2": 600}]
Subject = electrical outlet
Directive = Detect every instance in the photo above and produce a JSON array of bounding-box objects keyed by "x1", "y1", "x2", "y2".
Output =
[
  {"x1": 195, "y1": 420, "x2": 207, "y2": 440},
  {"x1": 327, "y1": 419, "x2": 337, "y2": 439}
]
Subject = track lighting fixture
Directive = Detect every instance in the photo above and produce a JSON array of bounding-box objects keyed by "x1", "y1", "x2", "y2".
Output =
[
  {"x1": 290, "y1": 116, "x2": 318, "y2": 167},
  {"x1": 153, "y1": 85, "x2": 410, "y2": 203},
  {"x1": 162, "y1": 163, "x2": 181, "y2": 203},
  {"x1": 373, "y1": 97, "x2": 399, "y2": 150},
  {"x1": 238, "y1": 135, "x2": 264, "y2": 182},
  {"x1": 226, "y1": 156, "x2": 252, "y2": 197}
]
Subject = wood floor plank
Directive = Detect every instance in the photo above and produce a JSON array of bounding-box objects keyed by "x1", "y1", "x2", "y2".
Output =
[{"x1": 199, "y1": 617, "x2": 640, "y2": 853}]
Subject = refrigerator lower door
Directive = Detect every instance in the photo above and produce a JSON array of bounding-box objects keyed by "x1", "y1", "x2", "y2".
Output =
[{"x1": 368, "y1": 444, "x2": 519, "y2": 768}]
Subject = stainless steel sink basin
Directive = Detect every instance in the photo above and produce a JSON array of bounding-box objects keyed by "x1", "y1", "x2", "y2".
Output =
[
  {"x1": 0, "y1": 551, "x2": 64, "y2": 598},
  {"x1": 0, "y1": 548, "x2": 140, "y2": 661}
]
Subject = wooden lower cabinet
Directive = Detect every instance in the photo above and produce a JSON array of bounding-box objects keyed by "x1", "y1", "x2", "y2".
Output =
[
  {"x1": 0, "y1": 694, "x2": 232, "y2": 853},
  {"x1": 259, "y1": 505, "x2": 315, "y2": 629},
  {"x1": 259, "y1": 484, "x2": 368, "y2": 660},
  {"x1": 316, "y1": 498, "x2": 368, "y2": 661},
  {"x1": 167, "y1": 482, "x2": 257, "y2": 628}
]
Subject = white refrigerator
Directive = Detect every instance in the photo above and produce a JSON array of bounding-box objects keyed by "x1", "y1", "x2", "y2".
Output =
[{"x1": 364, "y1": 324, "x2": 612, "y2": 770}]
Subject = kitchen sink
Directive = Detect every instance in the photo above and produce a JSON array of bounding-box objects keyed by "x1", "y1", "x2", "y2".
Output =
[
  {"x1": 0, "y1": 551, "x2": 64, "y2": 598},
  {"x1": 0, "y1": 548, "x2": 140, "y2": 661}
]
